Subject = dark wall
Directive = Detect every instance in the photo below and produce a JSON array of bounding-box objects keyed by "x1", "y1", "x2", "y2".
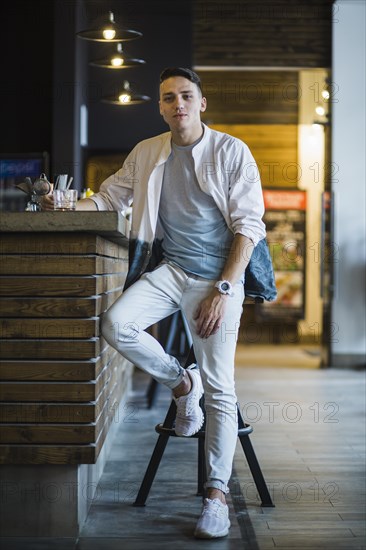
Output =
[
  {"x1": 0, "y1": 0, "x2": 54, "y2": 154},
  {"x1": 0, "y1": 0, "x2": 192, "y2": 184},
  {"x1": 193, "y1": 0, "x2": 333, "y2": 68},
  {"x1": 84, "y1": 0, "x2": 193, "y2": 152}
]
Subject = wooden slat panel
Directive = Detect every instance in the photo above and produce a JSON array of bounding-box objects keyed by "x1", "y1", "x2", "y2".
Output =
[
  {"x1": 0, "y1": 227, "x2": 131, "y2": 465},
  {"x1": 0, "y1": 402, "x2": 96, "y2": 424},
  {"x1": 0, "y1": 359, "x2": 97, "y2": 382},
  {"x1": 0, "y1": 348, "x2": 116, "y2": 382},
  {"x1": 0, "y1": 226, "x2": 132, "y2": 465},
  {"x1": 0, "y1": 357, "x2": 132, "y2": 462},
  {"x1": 211, "y1": 123, "x2": 298, "y2": 187},
  {"x1": 0, "y1": 233, "x2": 128, "y2": 259},
  {"x1": 200, "y1": 70, "x2": 299, "y2": 125},
  {"x1": 0, "y1": 338, "x2": 100, "y2": 361},
  {"x1": 0, "y1": 274, "x2": 124, "y2": 297},
  {"x1": 94, "y1": 353, "x2": 126, "y2": 419},
  {"x1": 0, "y1": 344, "x2": 117, "y2": 402},
  {"x1": 0, "y1": 350, "x2": 121, "y2": 423},
  {"x1": 0, "y1": 424, "x2": 95, "y2": 444},
  {"x1": 0, "y1": 289, "x2": 122, "y2": 317},
  {"x1": 0, "y1": 296, "x2": 101, "y2": 318},
  {"x1": 0, "y1": 297, "x2": 99, "y2": 318},
  {"x1": 193, "y1": 0, "x2": 332, "y2": 68},
  {"x1": 0, "y1": 318, "x2": 99, "y2": 339},
  {"x1": 0, "y1": 255, "x2": 127, "y2": 275},
  {"x1": 0, "y1": 381, "x2": 97, "y2": 403},
  {"x1": 94, "y1": 361, "x2": 132, "y2": 461},
  {"x1": 0, "y1": 445, "x2": 97, "y2": 465},
  {"x1": 0, "y1": 363, "x2": 125, "y2": 442}
]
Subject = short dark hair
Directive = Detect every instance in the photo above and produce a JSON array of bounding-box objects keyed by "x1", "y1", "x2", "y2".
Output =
[{"x1": 159, "y1": 67, "x2": 202, "y2": 94}]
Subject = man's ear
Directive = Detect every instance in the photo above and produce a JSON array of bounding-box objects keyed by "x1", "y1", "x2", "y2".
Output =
[{"x1": 200, "y1": 97, "x2": 207, "y2": 112}]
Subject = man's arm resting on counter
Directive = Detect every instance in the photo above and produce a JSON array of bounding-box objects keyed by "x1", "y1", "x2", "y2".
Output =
[
  {"x1": 76, "y1": 198, "x2": 98, "y2": 210},
  {"x1": 41, "y1": 194, "x2": 99, "y2": 211},
  {"x1": 194, "y1": 233, "x2": 254, "y2": 339}
]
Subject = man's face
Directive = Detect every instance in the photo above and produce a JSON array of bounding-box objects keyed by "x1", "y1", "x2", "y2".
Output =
[{"x1": 159, "y1": 76, "x2": 207, "y2": 131}]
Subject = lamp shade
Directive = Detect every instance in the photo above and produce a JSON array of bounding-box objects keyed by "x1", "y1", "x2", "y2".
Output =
[
  {"x1": 77, "y1": 11, "x2": 142, "y2": 42},
  {"x1": 89, "y1": 43, "x2": 146, "y2": 69},
  {"x1": 101, "y1": 80, "x2": 151, "y2": 105}
]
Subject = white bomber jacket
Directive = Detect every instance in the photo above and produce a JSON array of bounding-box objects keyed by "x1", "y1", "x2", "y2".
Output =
[{"x1": 90, "y1": 124, "x2": 276, "y2": 299}]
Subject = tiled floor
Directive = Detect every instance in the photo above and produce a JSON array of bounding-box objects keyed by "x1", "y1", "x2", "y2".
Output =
[
  {"x1": 1, "y1": 345, "x2": 365, "y2": 549},
  {"x1": 232, "y1": 359, "x2": 366, "y2": 549}
]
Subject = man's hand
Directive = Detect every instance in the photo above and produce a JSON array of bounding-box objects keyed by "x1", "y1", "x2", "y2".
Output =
[
  {"x1": 193, "y1": 290, "x2": 228, "y2": 339},
  {"x1": 41, "y1": 189, "x2": 98, "y2": 211},
  {"x1": 40, "y1": 185, "x2": 54, "y2": 210},
  {"x1": 192, "y1": 234, "x2": 253, "y2": 339}
]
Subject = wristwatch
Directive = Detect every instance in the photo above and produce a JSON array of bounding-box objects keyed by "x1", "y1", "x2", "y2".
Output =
[{"x1": 215, "y1": 280, "x2": 234, "y2": 296}]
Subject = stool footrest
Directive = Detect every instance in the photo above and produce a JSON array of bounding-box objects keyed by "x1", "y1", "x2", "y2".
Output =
[
  {"x1": 155, "y1": 423, "x2": 254, "y2": 438},
  {"x1": 155, "y1": 424, "x2": 204, "y2": 438}
]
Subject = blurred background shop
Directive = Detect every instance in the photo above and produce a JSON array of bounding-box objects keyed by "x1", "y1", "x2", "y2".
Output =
[
  {"x1": 2, "y1": 0, "x2": 364, "y2": 371},
  {"x1": 0, "y1": 1, "x2": 365, "y2": 363},
  {"x1": 0, "y1": 0, "x2": 365, "y2": 542}
]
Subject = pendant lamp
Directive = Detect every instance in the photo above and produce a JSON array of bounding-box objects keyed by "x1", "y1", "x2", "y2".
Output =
[
  {"x1": 89, "y1": 43, "x2": 146, "y2": 69},
  {"x1": 101, "y1": 80, "x2": 151, "y2": 105},
  {"x1": 77, "y1": 11, "x2": 142, "y2": 42}
]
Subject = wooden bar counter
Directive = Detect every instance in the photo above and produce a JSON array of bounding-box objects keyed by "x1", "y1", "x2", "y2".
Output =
[{"x1": 0, "y1": 212, "x2": 133, "y2": 536}]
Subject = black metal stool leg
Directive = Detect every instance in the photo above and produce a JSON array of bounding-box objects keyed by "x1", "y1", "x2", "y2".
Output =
[
  {"x1": 238, "y1": 436, "x2": 273, "y2": 507},
  {"x1": 197, "y1": 435, "x2": 206, "y2": 497},
  {"x1": 135, "y1": 348, "x2": 197, "y2": 505},
  {"x1": 237, "y1": 406, "x2": 274, "y2": 507},
  {"x1": 146, "y1": 378, "x2": 158, "y2": 409},
  {"x1": 133, "y1": 400, "x2": 177, "y2": 506},
  {"x1": 133, "y1": 432, "x2": 170, "y2": 506}
]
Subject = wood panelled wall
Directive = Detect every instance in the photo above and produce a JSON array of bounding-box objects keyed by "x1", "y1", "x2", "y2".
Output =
[
  {"x1": 193, "y1": 0, "x2": 333, "y2": 68},
  {"x1": 86, "y1": 154, "x2": 129, "y2": 193},
  {"x1": 211, "y1": 124, "x2": 298, "y2": 187},
  {"x1": 0, "y1": 233, "x2": 131, "y2": 464},
  {"x1": 200, "y1": 70, "x2": 298, "y2": 124},
  {"x1": 199, "y1": 71, "x2": 299, "y2": 187}
]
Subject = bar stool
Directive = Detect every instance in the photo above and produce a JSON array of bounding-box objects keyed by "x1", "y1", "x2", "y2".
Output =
[{"x1": 134, "y1": 347, "x2": 274, "y2": 508}]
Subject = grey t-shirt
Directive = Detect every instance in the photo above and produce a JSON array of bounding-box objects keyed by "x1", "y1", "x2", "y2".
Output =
[{"x1": 158, "y1": 139, "x2": 234, "y2": 279}]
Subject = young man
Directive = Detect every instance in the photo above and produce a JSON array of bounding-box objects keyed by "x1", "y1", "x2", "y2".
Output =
[{"x1": 43, "y1": 67, "x2": 267, "y2": 538}]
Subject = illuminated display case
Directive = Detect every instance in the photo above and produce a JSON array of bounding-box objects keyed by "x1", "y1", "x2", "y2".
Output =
[
  {"x1": 260, "y1": 189, "x2": 307, "y2": 321},
  {"x1": 0, "y1": 152, "x2": 49, "y2": 212}
]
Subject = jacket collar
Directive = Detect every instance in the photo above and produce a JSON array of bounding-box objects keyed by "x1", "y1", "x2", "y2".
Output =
[
  {"x1": 192, "y1": 123, "x2": 210, "y2": 156},
  {"x1": 155, "y1": 123, "x2": 211, "y2": 166},
  {"x1": 155, "y1": 132, "x2": 173, "y2": 166}
]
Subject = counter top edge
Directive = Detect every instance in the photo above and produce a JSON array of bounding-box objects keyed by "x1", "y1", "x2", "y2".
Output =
[{"x1": 0, "y1": 212, "x2": 130, "y2": 247}]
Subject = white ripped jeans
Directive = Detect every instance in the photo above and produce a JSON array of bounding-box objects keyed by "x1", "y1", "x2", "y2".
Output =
[{"x1": 101, "y1": 262, "x2": 244, "y2": 494}]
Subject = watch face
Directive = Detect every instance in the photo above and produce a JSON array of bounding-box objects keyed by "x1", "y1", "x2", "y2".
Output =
[{"x1": 221, "y1": 282, "x2": 230, "y2": 292}]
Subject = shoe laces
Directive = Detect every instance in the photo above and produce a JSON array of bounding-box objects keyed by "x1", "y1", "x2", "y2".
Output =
[
  {"x1": 202, "y1": 498, "x2": 225, "y2": 517},
  {"x1": 176, "y1": 390, "x2": 198, "y2": 416}
]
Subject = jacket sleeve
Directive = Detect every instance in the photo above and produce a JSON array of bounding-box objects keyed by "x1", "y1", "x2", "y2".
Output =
[
  {"x1": 89, "y1": 150, "x2": 136, "y2": 211},
  {"x1": 227, "y1": 140, "x2": 266, "y2": 246}
]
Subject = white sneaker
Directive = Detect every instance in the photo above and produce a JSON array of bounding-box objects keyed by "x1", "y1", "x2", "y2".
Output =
[
  {"x1": 173, "y1": 365, "x2": 204, "y2": 437},
  {"x1": 194, "y1": 498, "x2": 231, "y2": 539}
]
